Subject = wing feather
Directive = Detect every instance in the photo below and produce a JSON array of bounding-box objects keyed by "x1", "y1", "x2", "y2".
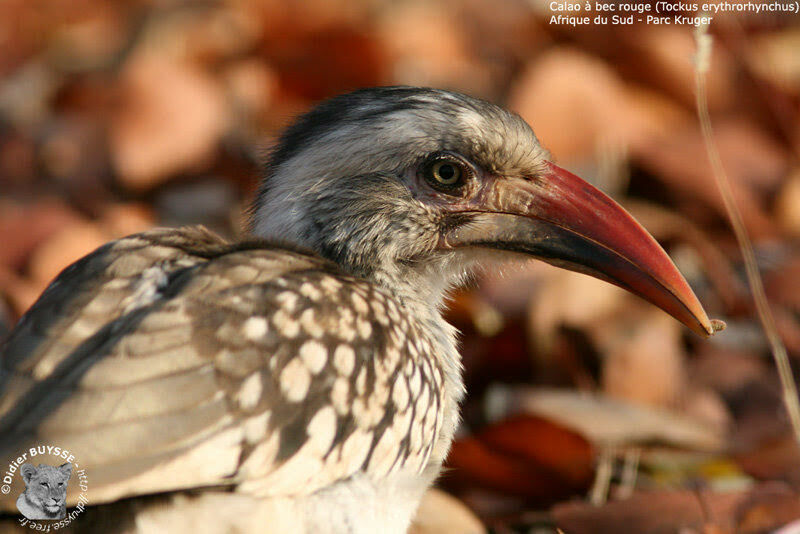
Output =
[{"x1": 0, "y1": 226, "x2": 444, "y2": 512}]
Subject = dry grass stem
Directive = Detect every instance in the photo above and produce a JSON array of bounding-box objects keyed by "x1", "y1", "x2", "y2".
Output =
[
  {"x1": 589, "y1": 445, "x2": 615, "y2": 506},
  {"x1": 617, "y1": 448, "x2": 641, "y2": 500},
  {"x1": 693, "y1": 20, "x2": 800, "y2": 447}
]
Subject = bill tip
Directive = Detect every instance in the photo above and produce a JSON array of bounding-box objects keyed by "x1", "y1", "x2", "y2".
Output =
[{"x1": 709, "y1": 318, "x2": 726, "y2": 335}]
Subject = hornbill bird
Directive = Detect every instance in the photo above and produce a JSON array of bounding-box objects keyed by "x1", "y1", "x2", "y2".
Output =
[{"x1": 0, "y1": 87, "x2": 719, "y2": 533}]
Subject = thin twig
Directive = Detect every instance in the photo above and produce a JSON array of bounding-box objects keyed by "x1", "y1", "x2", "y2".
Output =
[
  {"x1": 693, "y1": 21, "x2": 800, "y2": 446},
  {"x1": 589, "y1": 445, "x2": 615, "y2": 506},
  {"x1": 617, "y1": 448, "x2": 640, "y2": 500}
]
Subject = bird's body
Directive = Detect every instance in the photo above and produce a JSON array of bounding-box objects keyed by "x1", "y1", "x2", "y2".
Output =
[
  {"x1": 0, "y1": 87, "x2": 717, "y2": 533},
  {"x1": 0, "y1": 226, "x2": 458, "y2": 533}
]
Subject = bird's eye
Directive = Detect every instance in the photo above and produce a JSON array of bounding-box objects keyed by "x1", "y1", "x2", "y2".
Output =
[
  {"x1": 422, "y1": 153, "x2": 472, "y2": 192},
  {"x1": 431, "y1": 161, "x2": 461, "y2": 185}
]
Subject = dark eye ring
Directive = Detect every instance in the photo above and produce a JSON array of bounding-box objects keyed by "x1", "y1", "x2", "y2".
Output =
[{"x1": 422, "y1": 153, "x2": 472, "y2": 192}]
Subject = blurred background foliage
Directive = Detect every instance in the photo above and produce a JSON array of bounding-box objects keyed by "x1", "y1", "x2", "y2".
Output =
[{"x1": 1, "y1": 0, "x2": 800, "y2": 531}]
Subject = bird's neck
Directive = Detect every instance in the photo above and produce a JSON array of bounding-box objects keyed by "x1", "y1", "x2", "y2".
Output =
[
  {"x1": 364, "y1": 260, "x2": 467, "y2": 411},
  {"x1": 360, "y1": 263, "x2": 447, "y2": 312},
  {"x1": 310, "y1": 225, "x2": 468, "y2": 408},
  {"x1": 255, "y1": 210, "x2": 468, "y2": 456}
]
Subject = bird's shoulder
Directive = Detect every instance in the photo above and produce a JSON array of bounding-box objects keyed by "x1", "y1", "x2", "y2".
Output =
[
  {"x1": 0, "y1": 225, "x2": 446, "y2": 508},
  {"x1": 0, "y1": 225, "x2": 328, "y2": 388}
]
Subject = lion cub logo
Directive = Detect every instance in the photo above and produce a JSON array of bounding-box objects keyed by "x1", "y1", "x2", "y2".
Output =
[{"x1": 16, "y1": 462, "x2": 72, "y2": 520}]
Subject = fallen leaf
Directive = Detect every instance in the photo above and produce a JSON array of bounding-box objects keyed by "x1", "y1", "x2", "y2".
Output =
[
  {"x1": 445, "y1": 415, "x2": 593, "y2": 502},
  {"x1": 110, "y1": 54, "x2": 229, "y2": 190},
  {"x1": 410, "y1": 489, "x2": 486, "y2": 534},
  {"x1": 681, "y1": 387, "x2": 733, "y2": 440},
  {"x1": 509, "y1": 47, "x2": 690, "y2": 163},
  {"x1": 633, "y1": 119, "x2": 786, "y2": 240},
  {"x1": 377, "y1": 2, "x2": 488, "y2": 93},
  {"x1": 508, "y1": 48, "x2": 627, "y2": 162},
  {"x1": 735, "y1": 435, "x2": 800, "y2": 487},
  {"x1": 0, "y1": 131, "x2": 36, "y2": 187},
  {"x1": 263, "y1": 26, "x2": 387, "y2": 101},
  {"x1": 596, "y1": 307, "x2": 687, "y2": 408},
  {"x1": 528, "y1": 266, "x2": 627, "y2": 354},
  {"x1": 0, "y1": 267, "x2": 40, "y2": 318},
  {"x1": 613, "y1": 26, "x2": 735, "y2": 112},
  {"x1": 223, "y1": 59, "x2": 277, "y2": 120},
  {"x1": 27, "y1": 220, "x2": 108, "y2": 289},
  {"x1": 689, "y1": 344, "x2": 768, "y2": 395},
  {"x1": 486, "y1": 386, "x2": 724, "y2": 451},
  {"x1": 748, "y1": 27, "x2": 800, "y2": 94},
  {"x1": 99, "y1": 203, "x2": 155, "y2": 237},
  {"x1": 0, "y1": 199, "x2": 84, "y2": 271},
  {"x1": 735, "y1": 482, "x2": 800, "y2": 534},
  {"x1": 552, "y1": 488, "x2": 741, "y2": 534},
  {"x1": 46, "y1": 2, "x2": 127, "y2": 71},
  {"x1": 774, "y1": 170, "x2": 800, "y2": 238},
  {"x1": 479, "y1": 415, "x2": 595, "y2": 488}
]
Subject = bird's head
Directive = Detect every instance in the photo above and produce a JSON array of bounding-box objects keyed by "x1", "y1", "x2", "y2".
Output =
[{"x1": 252, "y1": 86, "x2": 717, "y2": 337}]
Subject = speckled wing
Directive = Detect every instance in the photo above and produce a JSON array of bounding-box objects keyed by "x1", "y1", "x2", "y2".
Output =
[{"x1": 0, "y1": 226, "x2": 444, "y2": 510}]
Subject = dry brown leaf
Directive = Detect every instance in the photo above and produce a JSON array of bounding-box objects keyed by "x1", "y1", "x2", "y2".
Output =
[
  {"x1": 46, "y1": 2, "x2": 127, "y2": 71},
  {"x1": 622, "y1": 26, "x2": 735, "y2": 112},
  {"x1": 509, "y1": 48, "x2": 629, "y2": 161},
  {"x1": 634, "y1": 119, "x2": 786, "y2": 239},
  {"x1": 445, "y1": 415, "x2": 593, "y2": 502},
  {"x1": 736, "y1": 435, "x2": 800, "y2": 487},
  {"x1": 528, "y1": 266, "x2": 627, "y2": 354},
  {"x1": 557, "y1": 482, "x2": 799, "y2": 532},
  {"x1": 509, "y1": 47, "x2": 689, "y2": 163},
  {"x1": 0, "y1": 132, "x2": 35, "y2": 187},
  {"x1": 0, "y1": 199, "x2": 83, "y2": 271},
  {"x1": 552, "y1": 488, "x2": 741, "y2": 534},
  {"x1": 681, "y1": 387, "x2": 733, "y2": 439},
  {"x1": 479, "y1": 415, "x2": 594, "y2": 488},
  {"x1": 596, "y1": 307, "x2": 687, "y2": 408},
  {"x1": 409, "y1": 489, "x2": 486, "y2": 534},
  {"x1": 624, "y1": 85, "x2": 693, "y2": 151},
  {"x1": 735, "y1": 482, "x2": 800, "y2": 533},
  {"x1": 27, "y1": 220, "x2": 108, "y2": 289},
  {"x1": 256, "y1": 0, "x2": 367, "y2": 34},
  {"x1": 487, "y1": 386, "x2": 724, "y2": 451},
  {"x1": 775, "y1": 169, "x2": 800, "y2": 238},
  {"x1": 110, "y1": 54, "x2": 229, "y2": 190},
  {"x1": 0, "y1": 267, "x2": 41, "y2": 318},
  {"x1": 179, "y1": 5, "x2": 262, "y2": 64},
  {"x1": 261, "y1": 20, "x2": 387, "y2": 101},
  {"x1": 0, "y1": 0, "x2": 47, "y2": 78},
  {"x1": 99, "y1": 203, "x2": 156, "y2": 237},
  {"x1": 377, "y1": 2, "x2": 488, "y2": 93},
  {"x1": 689, "y1": 344, "x2": 768, "y2": 394},
  {"x1": 747, "y1": 27, "x2": 800, "y2": 94},
  {"x1": 223, "y1": 59, "x2": 277, "y2": 120}
]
